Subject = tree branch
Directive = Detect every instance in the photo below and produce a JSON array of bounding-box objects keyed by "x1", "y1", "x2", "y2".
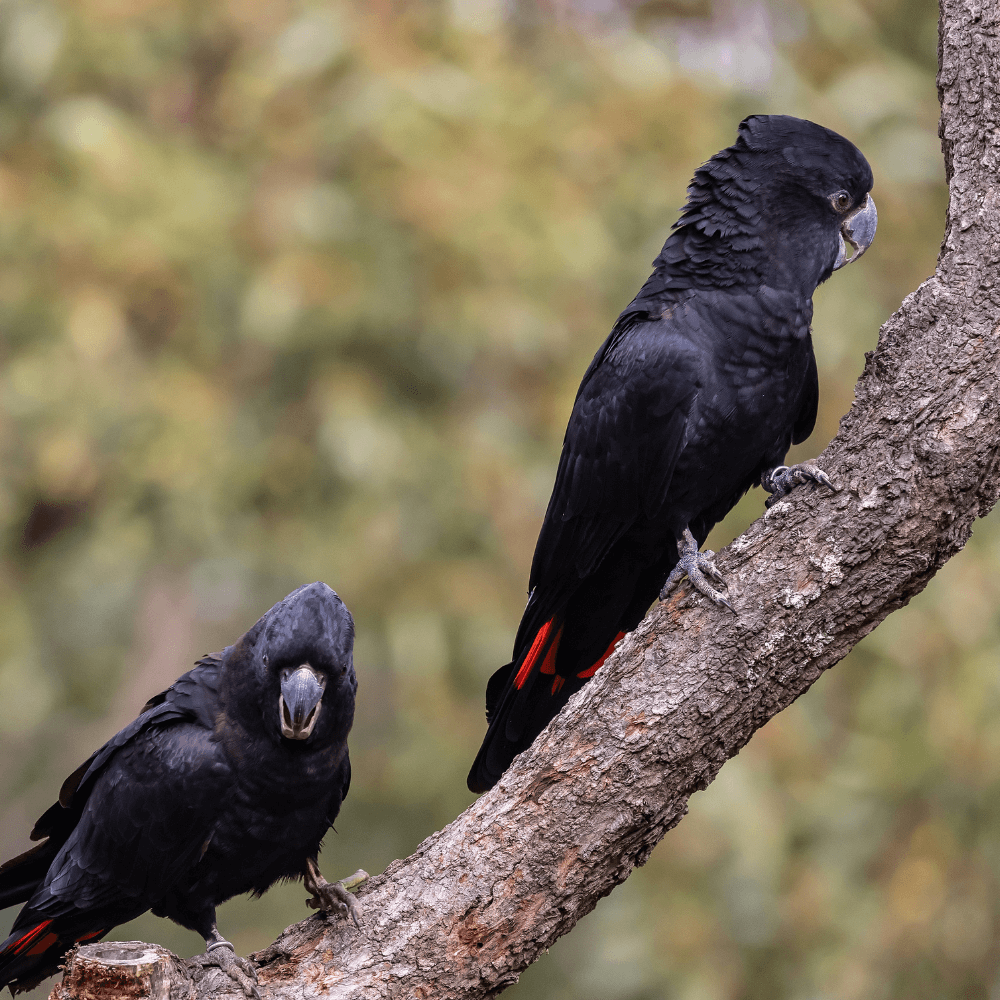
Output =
[{"x1": 54, "y1": 1, "x2": 1000, "y2": 996}]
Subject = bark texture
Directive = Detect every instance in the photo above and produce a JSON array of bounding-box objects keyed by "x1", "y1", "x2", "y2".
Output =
[{"x1": 54, "y1": 1, "x2": 1000, "y2": 996}]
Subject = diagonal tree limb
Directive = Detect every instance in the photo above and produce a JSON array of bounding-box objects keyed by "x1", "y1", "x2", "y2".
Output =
[{"x1": 54, "y1": 1, "x2": 1000, "y2": 996}]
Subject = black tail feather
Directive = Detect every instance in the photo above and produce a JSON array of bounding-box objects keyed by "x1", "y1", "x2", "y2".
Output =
[
  {"x1": 484, "y1": 661, "x2": 514, "y2": 726},
  {"x1": 0, "y1": 840, "x2": 56, "y2": 911},
  {"x1": 468, "y1": 648, "x2": 582, "y2": 794},
  {"x1": 469, "y1": 661, "x2": 518, "y2": 793}
]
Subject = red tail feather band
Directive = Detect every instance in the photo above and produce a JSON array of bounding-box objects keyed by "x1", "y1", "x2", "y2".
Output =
[
  {"x1": 27, "y1": 932, "x2": 58, "y2": 956},
  {"x1": 514, "y1": 619, "x2": 563, "y2": 689},
  {"x1": 576, "y1": 631, "x2": 626, "y2": 679},
  {"x1": 538, "y1": 629, "x2": 562, "y2": 675},
  {"x1": 8, "y1": 919, "x2": 53, "y2": 955}
]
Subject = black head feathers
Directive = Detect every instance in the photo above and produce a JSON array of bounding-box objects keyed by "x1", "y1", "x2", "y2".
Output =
[
  {"x1": 223, "y1": 582, "x2": 357, "y2": 745},
  {"x1": 256, "y1": 581, "x2": 355, "y2": 671},
  {"x1": 737, "y1": 114, "x2": 874, "y2": 209},
  {"x1": 646, "y1": 114, "x2": 875, "y2": 296}
]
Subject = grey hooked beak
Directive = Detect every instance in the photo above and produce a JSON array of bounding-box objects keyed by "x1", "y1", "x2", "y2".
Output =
[
  {"x1": 279, "y1": 664, "x2": 326, "y2": 740},
  {"x1": 833, "y1": 193, "x2": 877, "y2": 270}
]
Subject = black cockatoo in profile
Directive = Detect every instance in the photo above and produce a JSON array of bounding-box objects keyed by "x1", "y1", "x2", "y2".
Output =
[{"x1": 469, "y1": 115, "x2": 877, "y2": 793}]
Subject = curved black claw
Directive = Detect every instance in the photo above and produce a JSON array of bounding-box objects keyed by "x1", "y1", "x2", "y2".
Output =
[
  {"x1": 762, "y1": 462, "x2": 836, "y2": 508},
  {"x1": 201, "y1": 941, "x2": 260, "y2": 999},
  {"x1": 304, "y1": 858, "x2": 368, "y2": 929},
  {"x1": 659, "y1": 527, "x2": 732, "y2": 611}
]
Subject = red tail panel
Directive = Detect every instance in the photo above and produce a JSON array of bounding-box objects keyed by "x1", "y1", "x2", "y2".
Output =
[
  {"x1": 538, "y1": 626, "x2": 562, "y2": 675},
  {"x1": 26, "y1": 932, "x2": 58, "y2": 956},
  {"x1": 514, "y1": 619, "x2": 563, "y2": 689},
  {"x1": 576, "y1": 631, "x2": 626, "y2": 679},
  {"x1": 6, "y1": 920, "x2": 53, "y2": 956}
]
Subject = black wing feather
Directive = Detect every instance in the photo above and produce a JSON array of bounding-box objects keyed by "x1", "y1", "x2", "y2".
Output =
[
  {"x1": 1, "y1": 653, "x2": 226, "y2": 913},
  {"x1": 22, "y1": 722, "x2": 229, "y2": 925},
  {"x1": 792, "y1": 347, "x2": 819, "y2": 444},
  {"x1": 515, "y1": 311, "x2": 699, "y2": 653}
]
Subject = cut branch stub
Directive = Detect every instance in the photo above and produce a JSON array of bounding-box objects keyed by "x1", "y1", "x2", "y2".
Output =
[{"x1": 52, "y1": 941, "x2": 193, "y2": 1000}]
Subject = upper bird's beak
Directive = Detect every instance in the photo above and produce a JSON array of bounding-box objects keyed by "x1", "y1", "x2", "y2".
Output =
[
  {"x1": 833, "y1": 193, "x2": 877, "y2": 270},
  {"x1": 279, "y1": 664, "x2": 326, "y2": 740}
]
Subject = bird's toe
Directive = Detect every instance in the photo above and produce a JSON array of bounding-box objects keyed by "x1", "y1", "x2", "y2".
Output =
[
  {"x1": 305, "y1": 868, "x2": 368, "y2": 928},
  {"x1": 659, "y1": 529, "x2": 732, "y2": 610},
  {"x1": 684, "y1": 553, "x2": 732, "y2": 608},
  {"x1": 308, "y1": 881, "x2": 363, "y2": 927},
  {"x1": 201, "y1": 942, "x2": 260, "y2": 998},
  {"x1": 762, "y1": 462, "x2": 836, "y2": 507}
]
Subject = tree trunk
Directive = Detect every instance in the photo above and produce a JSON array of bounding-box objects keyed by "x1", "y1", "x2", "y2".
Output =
[{"x1": 54, "y1": 0, "x2": 1000, "y2": 996}]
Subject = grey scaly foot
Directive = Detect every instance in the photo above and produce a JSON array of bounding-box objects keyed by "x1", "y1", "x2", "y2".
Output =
[
  {"x1": 304, "y1": 857, "x2": 368, "y2": 929},
  {"x1": 659, "y1": 527, "x2": 732, "y2": 611},
  {"x1": 200, "y1": 930, "x2": 260, "y2": 999},
  {"x1": 762, "y1": 462, "x2": 836, "y2": 509}
]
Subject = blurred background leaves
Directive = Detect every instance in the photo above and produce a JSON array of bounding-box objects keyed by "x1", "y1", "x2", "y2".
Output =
[{"x1": 0, "y1": 0, "x2": 979, "y2": 997}]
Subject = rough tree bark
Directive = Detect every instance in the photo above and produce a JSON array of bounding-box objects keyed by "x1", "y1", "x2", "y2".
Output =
[{"x1": 54, "y1": 1, "x2": 1000, "y2": 996}]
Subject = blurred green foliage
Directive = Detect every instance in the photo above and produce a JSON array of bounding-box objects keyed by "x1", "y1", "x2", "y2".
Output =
[{"x1": 0, "y1": 0, "x2": 983, "y2": 997}]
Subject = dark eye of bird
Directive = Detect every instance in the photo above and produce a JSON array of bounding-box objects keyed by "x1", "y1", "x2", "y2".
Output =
[{"x1": 832, "y1": 191, "x2": 851, "y2": 211}]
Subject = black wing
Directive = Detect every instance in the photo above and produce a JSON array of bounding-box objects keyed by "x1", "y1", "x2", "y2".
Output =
[
  {"x1": 792, "y1": 346, "x2": 818, "y2": 445},
  {"x1": 327, "y1": 755, "x2": 351, "y2": 828},
  {"x1": 514, "y1": 307, "x2": 700, "y2": 652},
  {"x1": 21, "y1": 719, "x2": 230, "y2": 924},
  {"x1": 469, "y1": 308, "x2": 700, "y2": 791},
  {"x1": 0, "y1": 652, "x2": 226, "y2": 913}
]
